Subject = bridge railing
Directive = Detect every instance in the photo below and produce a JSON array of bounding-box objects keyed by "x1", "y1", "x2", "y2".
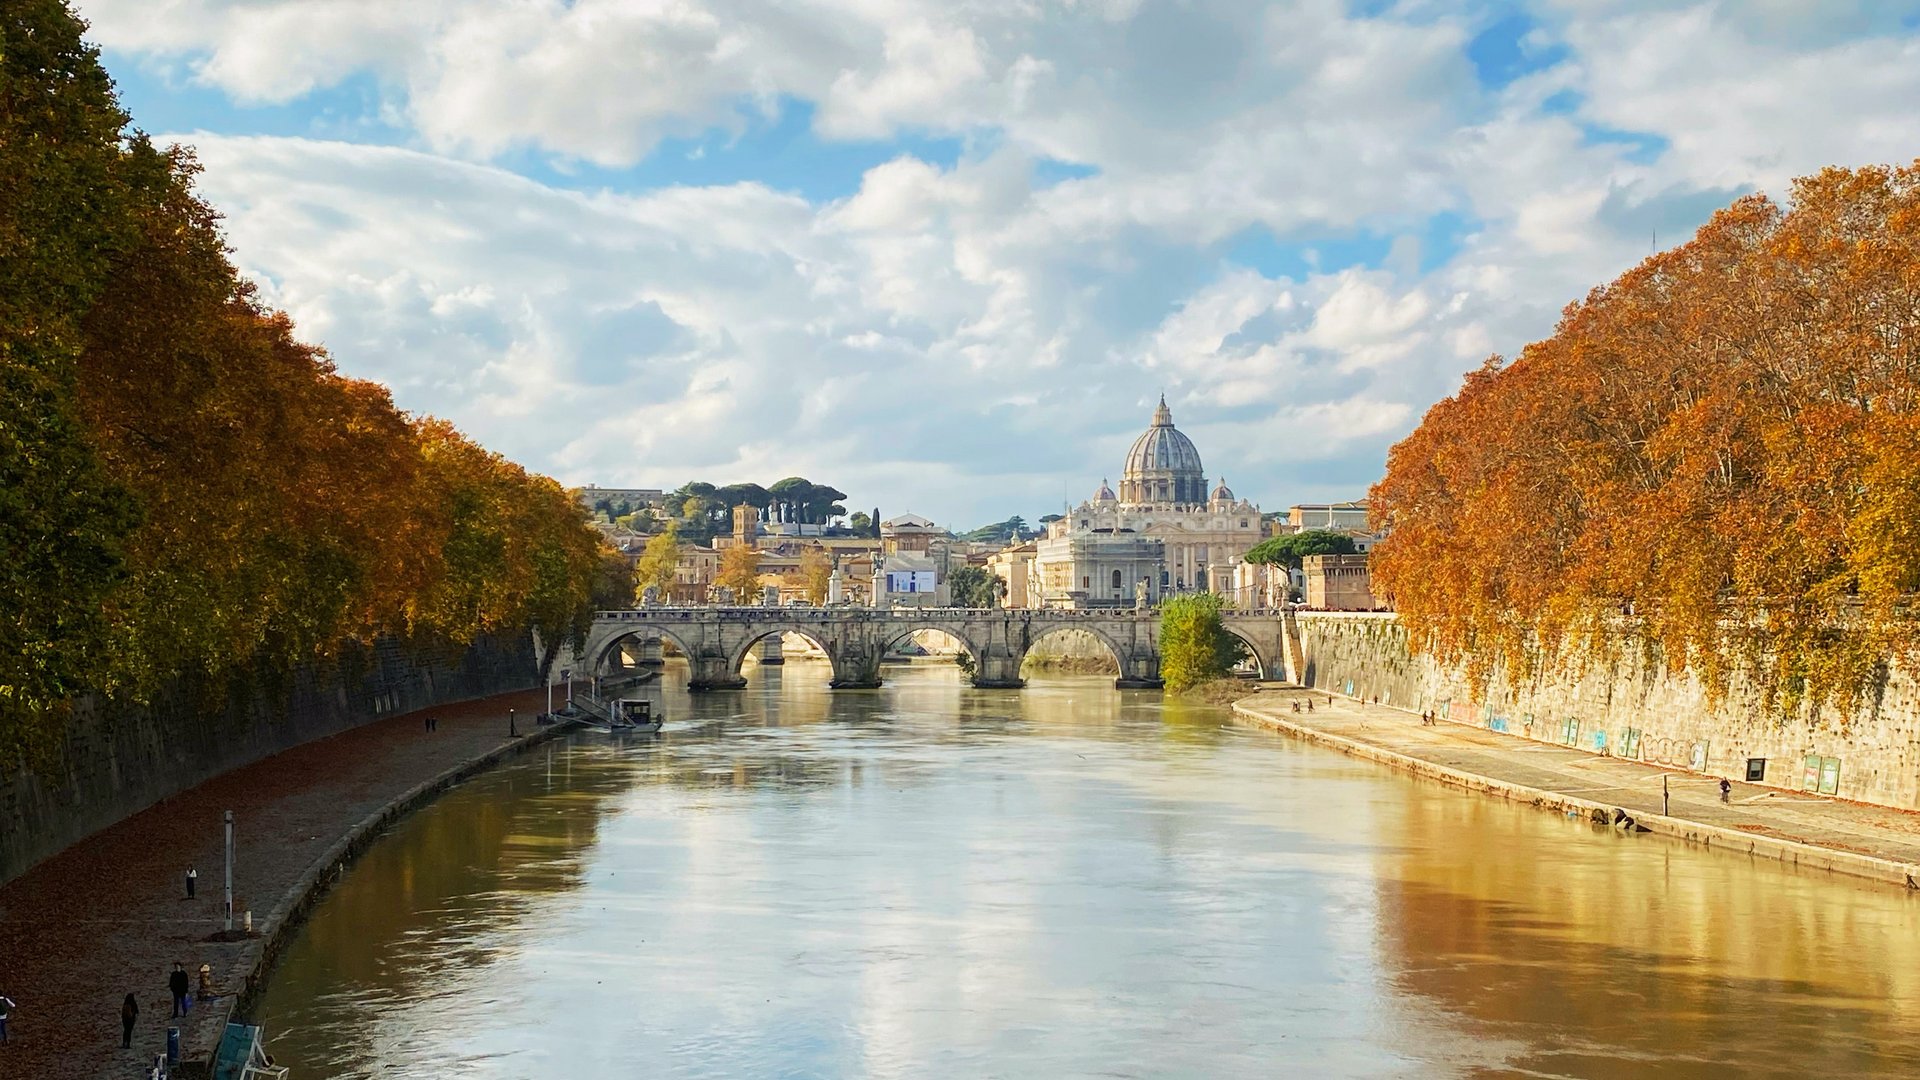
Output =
[
  {"x1": 593, "y1": 606, "x2": 1291, "y2": 620},
  {"x1": 593, "y1": 606, "x2": 1169, "y2": 620}
]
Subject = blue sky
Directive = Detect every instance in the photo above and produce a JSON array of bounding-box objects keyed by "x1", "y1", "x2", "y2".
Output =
[{"x1": 76, "y1": 0, "x2": 1920, "y2": 527}]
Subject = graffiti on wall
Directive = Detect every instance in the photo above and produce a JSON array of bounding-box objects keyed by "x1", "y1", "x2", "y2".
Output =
[{"x1": 1639, "y1": 734, "x2": 1710, "y2": 771}]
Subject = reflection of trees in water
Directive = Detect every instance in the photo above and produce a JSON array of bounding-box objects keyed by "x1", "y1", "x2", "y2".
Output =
[
  {"x1": 274, "y1": 758, "x2": 617, "y2": 998},
  {"x1": 1370, "y1": 793, "x2": 1920, "y2": 1077}
]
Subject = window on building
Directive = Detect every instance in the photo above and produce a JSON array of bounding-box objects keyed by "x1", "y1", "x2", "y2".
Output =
[
  {"x1": 1111, "y1": 569, "x2": 1123, "y2": 590},
  {"x1": 1081, "y1": 576, "x2": 1091, "y2": 590}
]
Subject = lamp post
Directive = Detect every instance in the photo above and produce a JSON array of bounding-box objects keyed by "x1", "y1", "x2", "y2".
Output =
[{"x1": 223, "y1": 810, "x2": 234, "y2": 932}]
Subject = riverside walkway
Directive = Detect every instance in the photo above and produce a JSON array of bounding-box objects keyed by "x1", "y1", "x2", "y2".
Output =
[
  {"x1": 0, "y1": 685, "x2": 570, "y2": 1080},
  {"x1": 1234, "y1": 690, "x2": 1920, "y2": 888}
]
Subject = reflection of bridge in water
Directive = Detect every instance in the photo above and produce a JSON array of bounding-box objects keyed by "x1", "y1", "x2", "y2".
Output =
[{"x1": 577, "y1": 607, "x2": 1299, "y2": 691}]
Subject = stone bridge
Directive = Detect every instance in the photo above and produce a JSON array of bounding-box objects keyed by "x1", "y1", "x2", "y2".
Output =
[{"x1": 576, "y1": 607, "x2": 1296, "y2": 691}]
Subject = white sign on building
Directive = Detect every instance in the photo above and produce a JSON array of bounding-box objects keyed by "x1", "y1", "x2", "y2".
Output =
[{"x1": 886, "y1": 570, "x2": 937, "y2": 593}]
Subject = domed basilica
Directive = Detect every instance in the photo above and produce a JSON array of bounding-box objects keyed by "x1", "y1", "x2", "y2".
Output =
[{"x1": 1030, "y1": 396, "x2": 1263, "y2": 608}]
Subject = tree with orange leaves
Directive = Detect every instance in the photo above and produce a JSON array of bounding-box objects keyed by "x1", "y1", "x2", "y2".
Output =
[
  {"x1": 716, "y1": 542, "x2": 763, "y2": 603},
  {"x1": 0, "y1": 0, "x2": 609, "y2": 761},
  {"x1": 1372, "y1": 161, "x2": 1920, "y2": 716}
]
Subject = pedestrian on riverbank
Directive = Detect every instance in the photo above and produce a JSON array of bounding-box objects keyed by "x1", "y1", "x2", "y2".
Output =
[
  {"x1": 1306, "y1": 699, "x2": 1314, "y2": 712},
  {"x1": 1720, "y1": 778, "x2": 1732, "y2": 804},
  {"x1": 185, "y1": 866, "x2": 196, "y2": 899},
  {"x1": 0, "y1": 990, "x2": 15, "y2": 1043},
  {"x1": 120, "y1": 993, "x2": 137, "y2": 1048},
  {"x1": 168, "y1": 964, "x2": 189, "y2": 1017}
]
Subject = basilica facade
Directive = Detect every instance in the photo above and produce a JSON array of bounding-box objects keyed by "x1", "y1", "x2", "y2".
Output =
[{"x1": 1027, "y1": 397, "x2": 1263, "y2": 608}]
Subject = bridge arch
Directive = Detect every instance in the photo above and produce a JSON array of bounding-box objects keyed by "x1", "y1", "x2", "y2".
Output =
[
  {"x1": 1217, "y1": 615, "x2": 1287, "y2": 681},
  {"x1": 591, "y1": 623, "x2": 699, "y2": 676},
  {"x1": 1220, "y1": 628, "x2": 1269, "y2": 677},
  {"x1": 1023, "y1": 622, "x2": 1131, "y2": 677},
  {"x1": 727, "y1": 626, "x2": 841, "y2": 683},
  {"x1": 880, "y1": 621, "x2": 985, "y2": 665}
]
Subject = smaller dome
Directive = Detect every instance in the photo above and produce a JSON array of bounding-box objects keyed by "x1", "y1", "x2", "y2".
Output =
[
  {"x1": 1211, "y1": 478, "x2": 1234, "y2": 503},
  {"x1": 1093, "y1": 478, "x2": 1116, "y2": 502}
]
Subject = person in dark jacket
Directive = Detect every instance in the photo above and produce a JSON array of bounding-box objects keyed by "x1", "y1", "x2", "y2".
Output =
[
  {"x1": 121, "y1": 993, "x2": 138, "y2": 1048},
  {"x1": 168, "y1": 964, "x2": 189, "y2": 1017}
]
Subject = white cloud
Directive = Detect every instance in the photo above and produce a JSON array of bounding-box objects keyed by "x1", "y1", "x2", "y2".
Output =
[{"x1": 73, "y1": 0, "x2": 1920, "y2": 522}]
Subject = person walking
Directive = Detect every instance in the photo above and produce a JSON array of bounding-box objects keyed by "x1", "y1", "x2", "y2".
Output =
[
  {"x1": 185, "y1": 866, "x2": 197, "y2": 899},
  {"x1": 0, "y1": 991, "x2": 15, "y2": 1044},
  {"x1": 168, "y1": 964, "x2": 189, "y2": 1017},
  {"x1": 121, "y1": 993, "x2": 138, "y2": 1049},
  {"x1": 1720, "y1": 778, "x2": 1732, "y2": 804}
]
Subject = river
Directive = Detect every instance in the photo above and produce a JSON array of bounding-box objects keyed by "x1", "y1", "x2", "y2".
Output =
[{"x1": 255, "y1": 659, "x2": 1920, "y2": 1078}]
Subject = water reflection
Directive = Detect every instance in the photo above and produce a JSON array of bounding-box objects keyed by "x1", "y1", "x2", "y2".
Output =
[{"x1": 256, "y1": 661, "x2": 1920, "y2": 1078}]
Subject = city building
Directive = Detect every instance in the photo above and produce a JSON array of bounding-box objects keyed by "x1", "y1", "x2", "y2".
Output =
[
  {"x1": 1032, "y1": 533, "x2": 1163, "y2": 608},
  {"x1": 876, "y1": 550, "x2": 948, "y2": 607},
  {"x1": 987, "y1": 542, "x2": 1038, "y2": 609},
  {"x1": 1303, "y1": 553, "x2": 1381, "y2": 610},
  {"x1": 577, "y1": 485, "x2": 668, "y2": 512},
  {"x1": 880, "y1": 514, "x2": 941, "y2": 554},
  {"x1": 1031, "y1": 396, "x2": 1264, "y2": 608},
  {"x1": 1287, "y1": 501, "x2": 1370, "y2": 531}
]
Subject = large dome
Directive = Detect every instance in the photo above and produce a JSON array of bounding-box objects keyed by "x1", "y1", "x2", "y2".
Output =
[{"x1": 1120, "y1": 396, "x2": 1206, "y2": 505}]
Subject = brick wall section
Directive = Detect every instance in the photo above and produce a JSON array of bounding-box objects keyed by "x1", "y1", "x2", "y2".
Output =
[
  {"x1": 0, "y1": 631, "x2": 537, "y2": 885},
  {"x1": 1295, "y1": 612, "x2": 1920, "y2": 810}
]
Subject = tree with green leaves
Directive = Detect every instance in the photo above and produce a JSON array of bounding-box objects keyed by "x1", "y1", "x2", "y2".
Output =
[
  {"x1": 961, "y1": 515, "x2": 1030, "y2": 543},
  {"x1": 948, "y1": 565, "x2": 1000, "y2": 608},
  {"x1": 634, "y1": 523, "x2": 682, "y2": 603},
  {"x1": 1243, "y1": 529, "x2": 1358, "y2": 569},
  {"x1": 715, "y1": 541, "x2": 762, "y2": 601},
  {"x1": 799, "y1": 547, "x2": 833, "y2": 604},
  {"x1": 1, "y1": 2, "x2": 150, "y2": 761},
  {"x1": 1159, "y1": 593, "x2": 1247, "y2": 692}
]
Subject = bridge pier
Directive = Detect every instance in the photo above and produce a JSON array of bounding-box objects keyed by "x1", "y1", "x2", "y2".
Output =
[
  {"x1": 971, "y1": 647, "x2": 1026, "y2": 689},
  {"x1": 636, "y1": 637, "x2": 665, "y2": 667},
  {"x1": 756, "y1": 636, "x2": 785, "y2": 666},
  {"x1": 689, "y1": 629, "x2": 747, "y2": 690},
  {"x1": 827, "y1": 638, "x2": 883, "y2": 689},
  {"x1": 688, "y1": 655, "x2": 748, "y2": 691},
  {"x1": 1114, "y1": 650, "x2": 1164, "y2": 689},
  {"x1": 966, "y1": 615, "x2": 1027, "y2": 688}
]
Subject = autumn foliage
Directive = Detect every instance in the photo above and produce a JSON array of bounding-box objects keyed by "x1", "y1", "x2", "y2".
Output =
[
  {"x1": 1372, "y1": 163, "x2": 1920, "y2": 714},
  {"x1": 1, "y1": 2, "x2": 605, "y2": 761}
]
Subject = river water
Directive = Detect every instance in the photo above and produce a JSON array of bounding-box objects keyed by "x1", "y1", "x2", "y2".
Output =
[{"x1": 255, "y1": 660, "x2": 1920, "y2": 1078}]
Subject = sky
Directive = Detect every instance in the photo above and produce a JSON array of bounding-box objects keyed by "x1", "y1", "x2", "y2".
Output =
[{"x1": 74, "y1": 0, "x2": 1920, "y2": 528}]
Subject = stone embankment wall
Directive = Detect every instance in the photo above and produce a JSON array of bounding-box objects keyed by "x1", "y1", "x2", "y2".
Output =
[
  {"x1": 0, "y1": 633, "x2": 537, "y2": 885},
  {"x1": 1296, "y1": 613, "x2": 1920, "y2": 811}
]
